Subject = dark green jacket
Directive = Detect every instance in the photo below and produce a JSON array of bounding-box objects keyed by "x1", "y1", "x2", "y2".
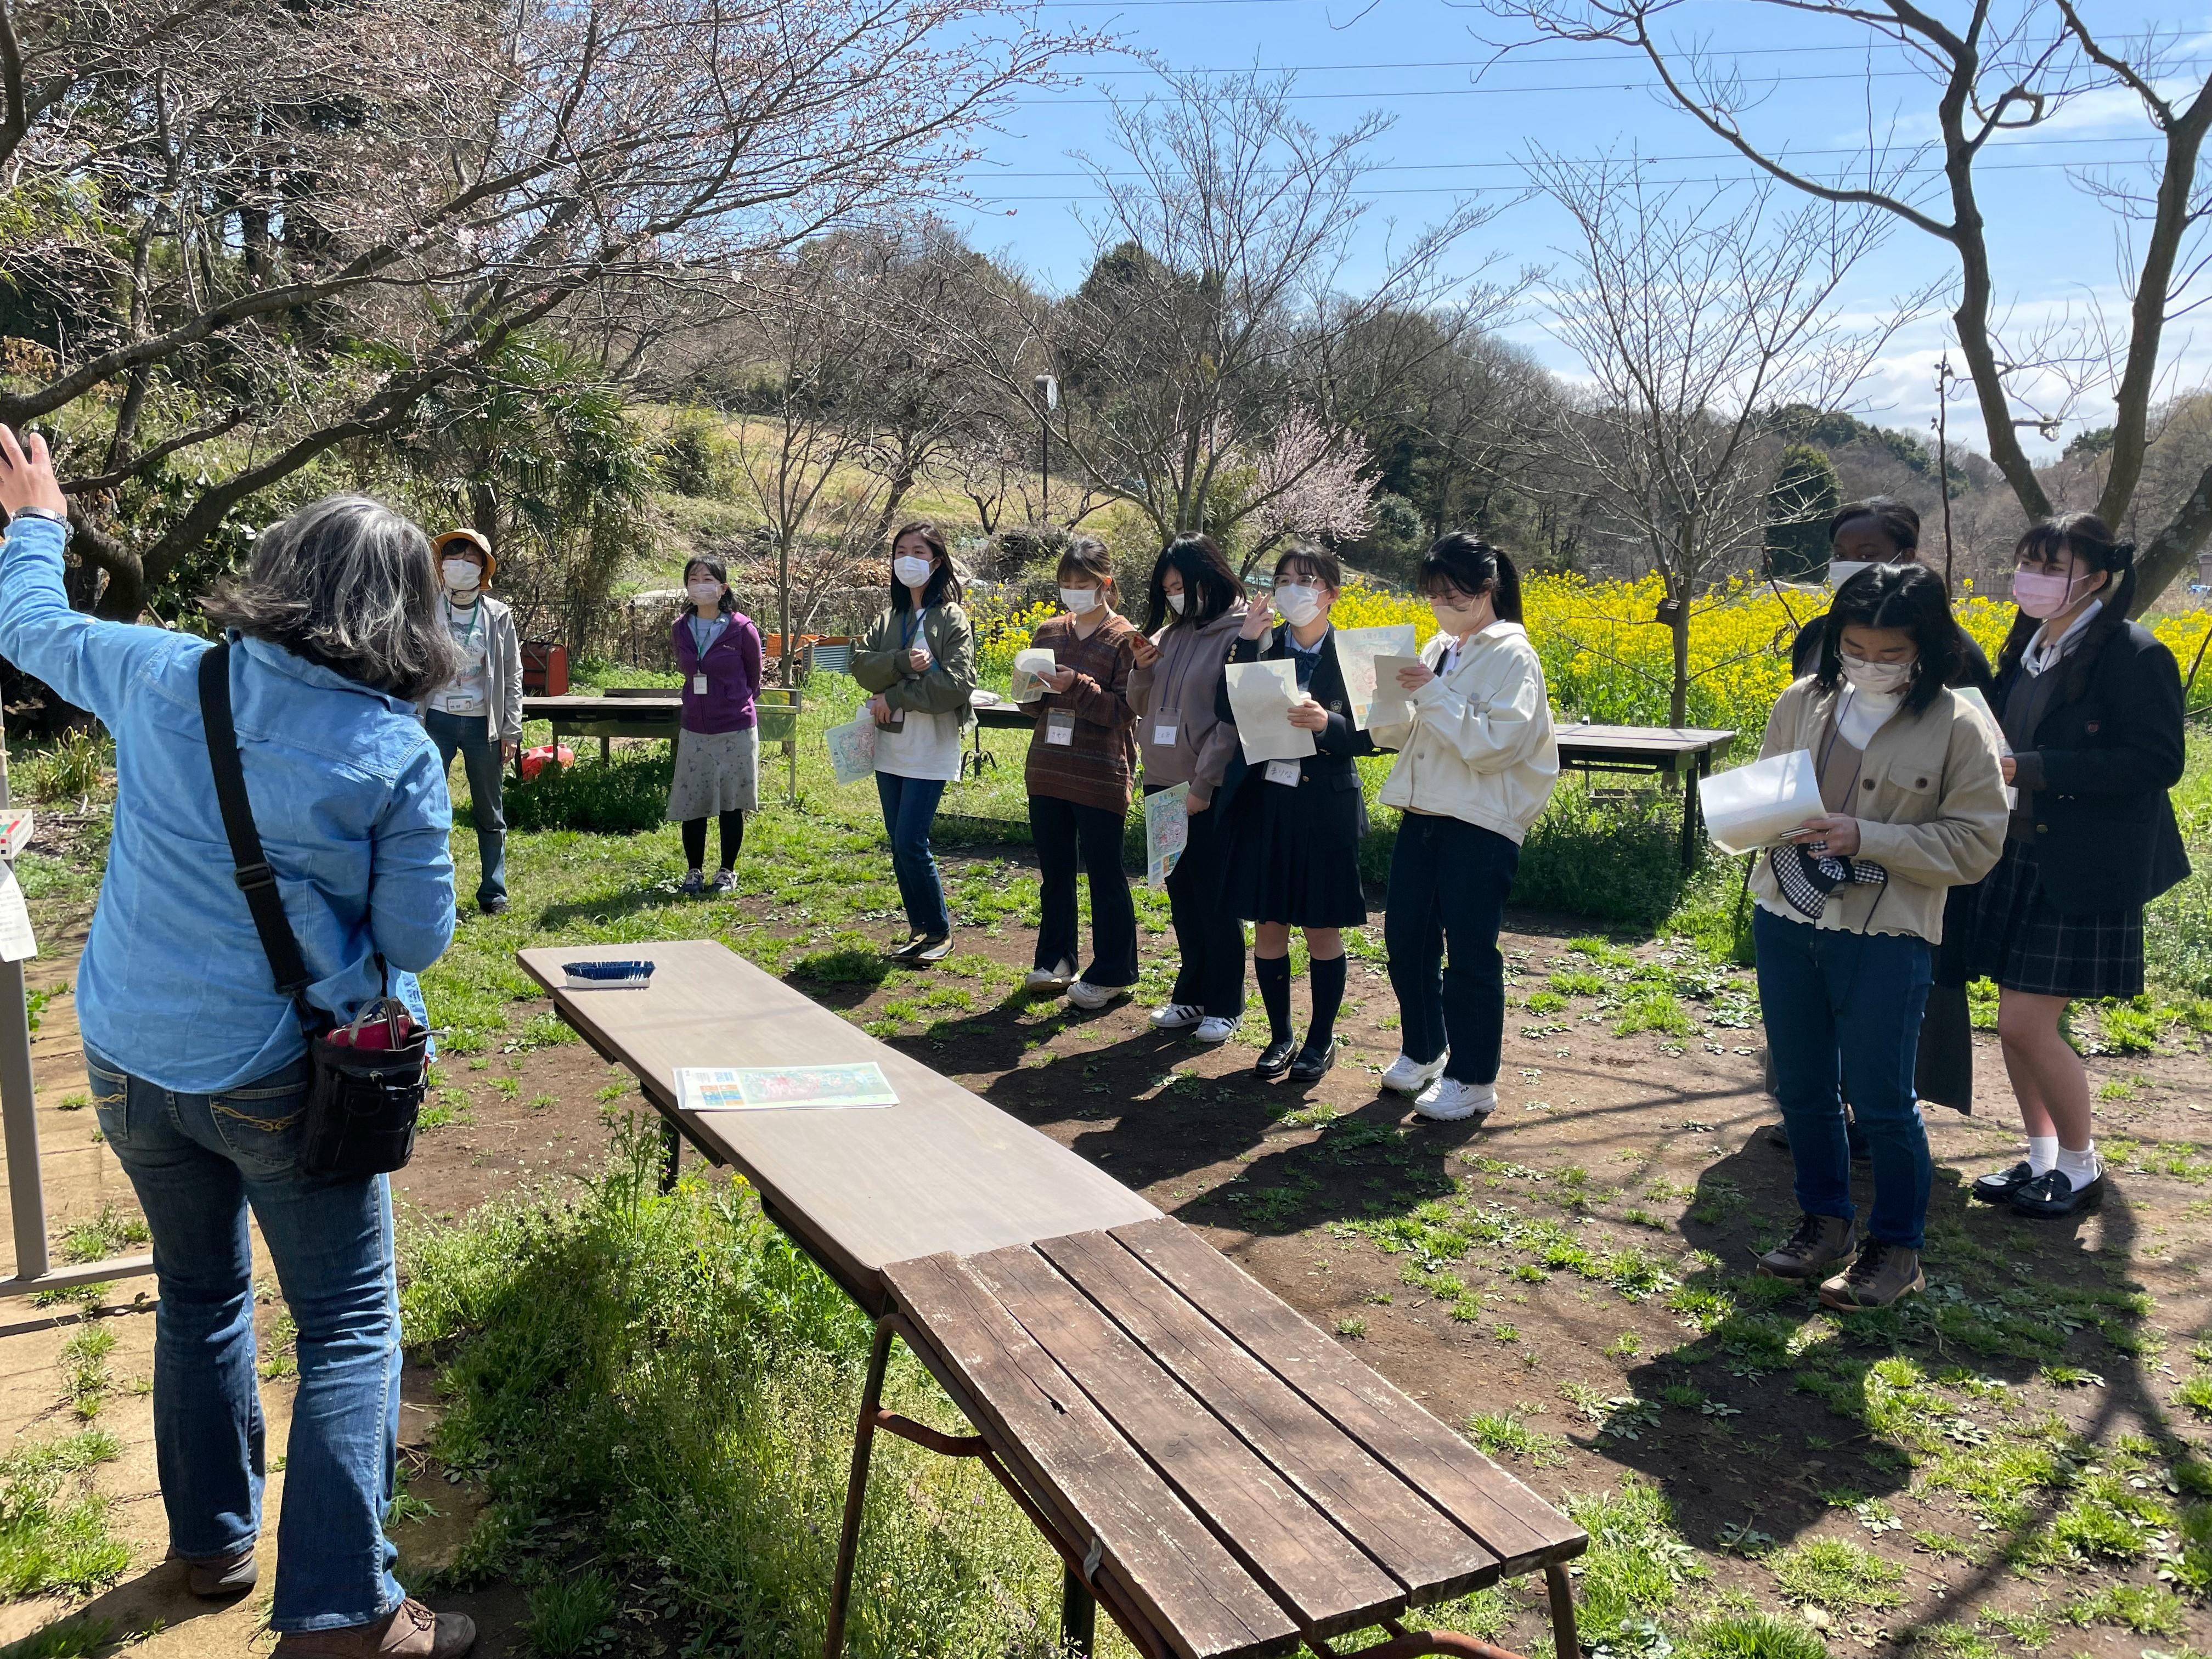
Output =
[{"x1": 852, "y1": 603, "x2": 977, "y2": 731}]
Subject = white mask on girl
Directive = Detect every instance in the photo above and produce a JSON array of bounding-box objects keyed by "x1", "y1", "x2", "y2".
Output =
[
  {"x1": 1274, "y1": 584, "x2": 1323, "y2": 628},
  {"x1": 442, "y1": 558, "x2": 481, "y2": 595},
  {"x1": 1839, "y1": 654, "x2": 1914, "y2": 696},
  {"x1": 1166, "y1": 591, "x2": 1187, "y2": 615},
  {"x1": 687, "y1": 580, "x2": 724, "y2": 608},
  {"x1": 1061, "y1": 585, "x2": 1101, "y2": 616},
  {"x1": 894, "y1": 555, "x2": 934, "y2": 590}
]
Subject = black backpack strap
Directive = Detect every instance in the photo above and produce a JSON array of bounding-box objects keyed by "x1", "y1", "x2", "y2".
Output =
[{"x1": 198, "y1": 644, "x2": 317, "y2": 1021}]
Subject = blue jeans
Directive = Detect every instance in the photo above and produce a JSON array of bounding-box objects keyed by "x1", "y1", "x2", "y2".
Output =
[
  {"x1": 86, "y1": 1047, "x2": 405, "y2": 1634},
  {"x1": 424, "y1": 708, "x2": 506, "y2": 907},
  {"x1": 1385, "y1": 814, "x2": 1517, "y2": 1084},
  {"x1": 1752, "y1": 907, "x2": 1935, "y2": 1249},
  {"x1": 876, "y1": 771, "x2": 950, "y2": 936},
  {"x1": 1029, "y1": 795, "x2": 1138, "y2": 987}
]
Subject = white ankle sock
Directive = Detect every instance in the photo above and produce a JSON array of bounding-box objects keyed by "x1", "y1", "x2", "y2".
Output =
[
  {"x1": 2056, "y1": 1142, "x2": 2100, "y2": 1186},
  {"x1": 2026, "y1": 1136, "x2": 2059, "y2": 1177}
]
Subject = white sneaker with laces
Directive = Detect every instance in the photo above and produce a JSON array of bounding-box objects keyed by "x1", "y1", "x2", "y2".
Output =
[
  {"x1": 1194, "y1": 1016, "x2": 1239, "y2": 1044},
  {"x1": 1149, "y1": 1003, "x2": 1204, "y2": 1030},
  {"x1": 1066, "y1": 980, "x2": 1127, "y2": 1011},
  {"x1": 1379, "y1": 1051, "x2": 1449, "y2": 1096},
  {"x1": 1024, "y1": 958, "x2": 1076, "y2": 993},
  {"x1": 1414, "y1": 1077, "x2": 1497, "y2": 1122}
]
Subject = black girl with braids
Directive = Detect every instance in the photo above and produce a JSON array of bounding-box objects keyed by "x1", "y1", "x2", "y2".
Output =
[{"x1": 1946, "y1": 512, "x2": 2191, "y2": 1221}]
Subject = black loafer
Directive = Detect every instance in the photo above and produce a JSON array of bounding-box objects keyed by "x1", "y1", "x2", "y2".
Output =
[
  {"x1": 1763, "y1": 1122, "x2": 1791, "y2": 1150},
  {"x1": 1255, "y1": 1036, "x2": 1298, "y2": 1080},
  {"x1": 479, "y1": 896, "x2": 509, "y2": 916},
  {"x1": 1288, "y1": 1039, "x2": 1338, "y2": 1083},
  {"x1": 2010, "y1": 1167, "x2": 2102, "y2": 1220},
  {"x1": 1972, "y1": 1160, "x2": 2035, "y2": 1204}
]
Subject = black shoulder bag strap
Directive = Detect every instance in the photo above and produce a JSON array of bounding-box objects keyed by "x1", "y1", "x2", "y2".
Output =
[{"x1": 197, "y1": 643, "x2": 318, "y2": 1028}]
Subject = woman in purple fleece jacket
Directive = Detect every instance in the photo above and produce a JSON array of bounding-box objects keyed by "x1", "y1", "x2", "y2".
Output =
[{"x1": 667, "y1": 556, "x2": 764, "y2": 893}]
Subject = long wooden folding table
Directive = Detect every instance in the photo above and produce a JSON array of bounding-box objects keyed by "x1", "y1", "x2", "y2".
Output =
[{"x1": 517, "y1": 941, "x2": 1587, "y2": 1659}]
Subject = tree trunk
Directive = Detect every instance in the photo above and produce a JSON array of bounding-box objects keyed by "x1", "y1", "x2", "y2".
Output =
[
  {"x1": 778, "y1": 535, "x2": 794, "y2": 689},
  {"x1": 1668, "y1": 600, "x2": 1690, "y2": 730},
  {"x1": 2135, "y1": 462, "x2": 2212, "y2": 616}
]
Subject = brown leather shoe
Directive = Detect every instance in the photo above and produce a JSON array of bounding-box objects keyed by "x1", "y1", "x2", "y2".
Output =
[
  {"x1": 272, "y1": 1600, "x2": 476, "y2": 1658},
  {"x1": 1819, "y1": 1241, "x2": 1925, "y2": 1311},
  {"x1": 1756, "y1": 1212, "x2": 1856, "y2": 1280}
]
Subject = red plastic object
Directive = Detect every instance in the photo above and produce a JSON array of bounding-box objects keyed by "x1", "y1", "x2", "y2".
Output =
[
  {"x1": 521, "y1": 640, "x2": 569, "y2": 696},
  {"x1": 326, "y1": 1006, "x2": 420, "y2": 1051},
  {"x1": 520, "y1": 742, "x2": 575, "y2": 780}
]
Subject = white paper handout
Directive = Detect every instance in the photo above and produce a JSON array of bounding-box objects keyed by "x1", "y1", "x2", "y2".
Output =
[
  {"x1": 1144, "y1": 783, "x2": 1190, "y2": 889},
  {"x1": 1332, "y1": 625, "x2": 1419, "y2": 729},
  {"x1": 1223, "y1": 659, "x2": 1316, "y2": 764},
  {"x1": 1700, "y1": 749, "x2": 1822, "y2": 855},
  {"x1": 1951, "y1": 685, "x2": 2017, "y2": 809},
  {"x1": 678, "y1": 1063, "x2": 897, "y2": 1112},
  {"x1": 0, "y1": 866, "x2": 36, "y2": 963},
  {"x1": 826, "y1": 704, "x2": 878, "y2": 786},
  {"x1": 1365, "y1": 654, "x2": 1424, "y2": 732},
  {"x1": 0, "y1": 809, "x2": 31, "y2": 861},
  {"x1": 1010, "y1": 648, "x2": 1056, "y2": 704}
]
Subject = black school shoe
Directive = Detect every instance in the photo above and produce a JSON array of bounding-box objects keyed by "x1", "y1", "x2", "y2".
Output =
[
  {"x1": 2010, "y1": 1167, "x2": 2103, "y2": 1220},
  {"x1": 1971, "y1": 1161, "x2": 2035, "y2": 1205},
  {"x1": 1255, "y1": 1035, "x2": 1299, "y2": 1080},
  {"x1": 1288, "y1": 1039, "x2": 1338, "y2": 1083}
]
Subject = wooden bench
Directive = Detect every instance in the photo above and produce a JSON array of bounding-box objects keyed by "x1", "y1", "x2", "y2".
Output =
[{"x1": 516, "y1": 941, "x2": 1587, "y2": 1659}]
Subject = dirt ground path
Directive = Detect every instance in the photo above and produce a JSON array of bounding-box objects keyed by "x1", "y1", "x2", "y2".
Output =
[{"x1": 4, "y1": 871, "x2": 2208, "y2": 1656}]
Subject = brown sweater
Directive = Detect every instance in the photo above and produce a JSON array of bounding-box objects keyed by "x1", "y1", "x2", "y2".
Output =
[{"x1": 1020, "y1": 612, "x2": 1141, "y2": 814}]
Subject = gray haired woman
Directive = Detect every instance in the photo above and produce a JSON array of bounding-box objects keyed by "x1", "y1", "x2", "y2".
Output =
[{"x1": 0, "y1": 432, "x2": 478, "y2": 1657}]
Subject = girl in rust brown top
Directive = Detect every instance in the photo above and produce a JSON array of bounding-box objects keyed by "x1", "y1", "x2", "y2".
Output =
[{"x1": 1019, "y1": 538, "x2": 1142, "y2": 1007}]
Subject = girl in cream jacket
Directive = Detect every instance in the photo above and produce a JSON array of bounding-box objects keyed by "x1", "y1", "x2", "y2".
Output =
[{"x1": 1369, "y1": 534, "x2": 1559, "y2": 1122}]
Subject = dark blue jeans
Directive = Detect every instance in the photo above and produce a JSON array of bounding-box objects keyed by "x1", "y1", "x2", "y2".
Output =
[
  {"x1": 1384, "y1": 814, "x2": 1517, "y2": 1084},
  {"x1": 424, "y1": 708, "x2": 506, "y2": 906},
  {"x1": 876, "y1": 771, "x2": 950, "y2": 936},
  {"x1": 85, "y1": 1046, "x2": 404, "y2": 1634},
  {"x1": 1029, "y1": 794, "x2": 1139, "y2": 987},
  {"x1": 1753, "y1": 907, "x2": 1935, "y2": 1249}
]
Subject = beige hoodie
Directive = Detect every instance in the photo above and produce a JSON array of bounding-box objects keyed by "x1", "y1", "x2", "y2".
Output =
[
  {"x1": 1127, "y1": 608, "x2": 1244, "y2": 809},
  {"x1": 1372, "y1": 620, "x2": 1559, "y2": 845}
]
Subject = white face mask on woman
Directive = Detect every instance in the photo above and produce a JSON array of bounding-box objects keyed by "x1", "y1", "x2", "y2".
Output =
[
  {"x1": 687, "y1": 580, "x2": 724, "y2": 608},
  {"x1": 442, "y1": 558, "x2": 481, "y2": 595},
  {"x1": 893, "y1": 555, "x2": 934, "y2": 590},
  {"x1": 1274, "y1": 584, "x2": 1323, "y2": 628},
  {"x1": 1839, "y1": 654, "x2": 1914, "y2": 697},
  {"x1": 1060, "y1": 585, "x2": 1101, "y2": 616},
  {"x1": 1166, "y1": 591, "x2": 1186, "y2": 615}
]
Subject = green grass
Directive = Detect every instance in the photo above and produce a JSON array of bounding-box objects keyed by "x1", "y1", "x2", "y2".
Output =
[
  {"x1": 0, "y1": 1431, "x2": 129, "y2": 1599},
  {"x1": 400, "y1": 1124, "x2": 1064, "y2": 1658},
  {"x1": 1561, "y1": 1476, "x2": 1709, "y2": 1652},
  {"x1": 1681, "y1": 1611, "x2": 1829, "y2": 1659},
  {"x1": 55, "y1": 1205, "x2": 149, "y2": 1266},
  {"x1": 526, "y1": 1570, "x2": 618, "y2": 1656},
  {"x1": 2063, "y1": 1583, "x2": 2189, "y2": 1637},
  {"x1": 1467, "y1": 1411, "x2": 1567, "y2": 1468},
  {"x1": 1768, "y1": 1537, "x2": 1905, "y2": 1609}
]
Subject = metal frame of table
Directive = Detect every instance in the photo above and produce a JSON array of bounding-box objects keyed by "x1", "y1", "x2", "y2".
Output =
[{"x1": 1552, "y1": 724, "x2": 1737, "y2": 869}]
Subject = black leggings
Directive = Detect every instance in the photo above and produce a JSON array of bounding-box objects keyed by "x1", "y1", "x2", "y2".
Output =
[{"x1": 681, "y1": 810, "x2": 746, "y2": 871}]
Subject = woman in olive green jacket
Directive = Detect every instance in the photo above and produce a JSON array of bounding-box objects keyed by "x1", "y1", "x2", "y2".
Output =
[{"x1": 851, "y1": 522, "x2": 978, "y2": 962}]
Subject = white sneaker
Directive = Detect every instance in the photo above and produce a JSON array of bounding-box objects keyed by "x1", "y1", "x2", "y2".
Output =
[
  {"x1": 1414, "y1": 1077, "x2": 1497, "y2": 1122},
  {"x1": 1066, "y1": 980, "x2": 1128, "y2": 1011},
  {"x1": 1194, "y1": 1017, "x2": 1239, "y2": 1045},
  {"x1": 1025, "y1": 958, "x2": 1076, "y2": 994},
  {"x1": 1149, "y1": 1003, "x2": 1204, "y2": 1030},
  {"x1": 1379, "y1": 1051, "x2": 1449, "y2": 1096}
]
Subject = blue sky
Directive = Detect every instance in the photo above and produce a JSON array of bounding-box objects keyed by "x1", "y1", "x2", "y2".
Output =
[{"x1": 939, "y1": 2, "x2": 2211, "y2": 461}]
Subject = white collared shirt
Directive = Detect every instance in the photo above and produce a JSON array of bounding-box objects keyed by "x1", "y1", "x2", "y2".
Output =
[{"x1": 2023, "y1": 600, "x2": 2102, "y2": 676}]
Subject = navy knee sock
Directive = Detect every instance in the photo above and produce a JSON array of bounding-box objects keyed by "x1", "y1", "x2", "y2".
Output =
[
  {"x1": 1255, "y1": 955, "x2": 1293, "y2": 1041},
  {"x1": 1308, "y1": 953, "x2": 1346, "y2": 1048}
]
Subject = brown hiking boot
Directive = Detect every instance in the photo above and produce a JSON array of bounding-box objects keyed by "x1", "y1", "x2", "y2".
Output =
[
  {"x1": 273, "y1": 1600, "x2": 476, "y2": 1658},
  {"x1": 1756, "y1": 1212, "x2": 1856, "y2": 1280},
  {"x1": 1819, "y1": 1241, "x2": 1925, "y2": 1311}
]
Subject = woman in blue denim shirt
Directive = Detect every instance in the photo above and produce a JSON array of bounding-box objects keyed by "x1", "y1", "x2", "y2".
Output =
[{"x1": 0, "y1": 428, "x2": 476, "y2": 1658}]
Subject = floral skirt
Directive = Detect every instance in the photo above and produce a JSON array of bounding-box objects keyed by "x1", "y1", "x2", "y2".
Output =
[{"x1": 666, "y1": 725, "x2": 759, "y2": 820}]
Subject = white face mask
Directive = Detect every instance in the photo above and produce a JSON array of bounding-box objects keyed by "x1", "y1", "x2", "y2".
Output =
[
  {"x1": 687, "y1": 581, "x2": 723, "y2": 608},
  {"x1": 894, "y1": 555, "x2": 934, "y2": 590},
  {"x1": 1274, "y1": 583, "x2": 1323, "y2": 628},
  {"x1": 1829, "y1": 559, "x2": 1876, "y2": 590},
  {"x1": 1061, "y1": 585, "x2": 1101, "y2": 616},
  {"x1": 1166, "y1": 591, "x2": 1186, "y2": 615},
  {"x1": 1431, "y1": 601, "x2": 1485, "y2": 639},
  {"x1": 442, "y1": 558, "x2": 481, "y2": 593},
  {"x1": 1840, "y1": 654, "x2": 1914, "y2": 696}
]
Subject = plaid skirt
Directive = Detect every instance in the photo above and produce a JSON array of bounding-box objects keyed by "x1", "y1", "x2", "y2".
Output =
[{"x1": 1945, "y1": 841, "x2": 2143, "y2": 1000}]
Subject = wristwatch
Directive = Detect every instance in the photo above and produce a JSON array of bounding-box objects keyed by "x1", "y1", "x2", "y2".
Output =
[{"x1": 7, "y1": 507, "x2": 70, "y2": 546}]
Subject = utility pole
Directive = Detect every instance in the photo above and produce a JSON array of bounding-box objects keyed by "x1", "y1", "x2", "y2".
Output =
[
  {"x1": 1932, "y1": 356, "x2": 1957, "y2": 594},
  {"x1": 1034, "y1": 373, "x2": 1058, "y2": 528}
]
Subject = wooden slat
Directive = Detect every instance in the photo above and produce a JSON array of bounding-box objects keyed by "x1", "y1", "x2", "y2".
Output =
[
  {"x1": 1037, "y1": 1229, "x2": 1497, "y2": 1600},
  {"x1": 972, "y1": 1244, "x2": 1404, "y2": 1638},
  {"x1": 1112, "y1": 1218, "x2": 1585, "y2": 1575},
  {"x1": 885, "y1": 1253, "x2": 1299, "y2": 1659},
  {"x1": 515, "y1": 943, "x2": 1157, "y2": 1304}
]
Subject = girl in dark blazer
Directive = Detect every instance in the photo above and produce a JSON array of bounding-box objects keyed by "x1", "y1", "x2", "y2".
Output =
[
  {"x1": 1948, "y1": 513, "x2": 2190, "y2": 1220},
  {"x1": 1214, "y1": 547, "x2": 1375, "y2": 1082}
]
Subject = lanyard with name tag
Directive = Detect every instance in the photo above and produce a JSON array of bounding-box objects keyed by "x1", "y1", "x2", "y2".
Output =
[
  {"x1": 1265, "y1": 758, "x2": 1301, "y2": 786},
  {"x1": 1046, "y1": 709, "x2": 1077, "y2": 746},
  {"x1": 1153, "y1": 705, "x2": 1180, "y2": 747},
  {"x1": 692, "y1": 673, "x2": 709, "y2": 695}
]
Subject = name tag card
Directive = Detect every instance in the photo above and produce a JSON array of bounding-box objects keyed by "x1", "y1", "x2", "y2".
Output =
[
  {"x1": 1046, "y1": 709, "x2": 1077, "y2": 747},
  {"x1": 1265, "y1": 758, "x2": 1301, "y2": 786},
  {"x1": 1152, "y1": 707, "x2": 1179, "y2": 747},
  {"x1": 692, "y1": 674, "x2": 709, "y2": 695}
]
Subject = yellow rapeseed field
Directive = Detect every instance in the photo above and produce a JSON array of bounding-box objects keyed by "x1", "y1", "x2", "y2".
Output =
[{"x1": 969, "y1": 575, "x2": 2212, "y2": 737}]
